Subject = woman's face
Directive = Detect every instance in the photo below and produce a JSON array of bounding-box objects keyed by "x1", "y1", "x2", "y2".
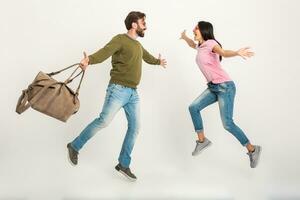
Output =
[{"x1": 193, "y1": 25, "x2": 202, "y2": 42}]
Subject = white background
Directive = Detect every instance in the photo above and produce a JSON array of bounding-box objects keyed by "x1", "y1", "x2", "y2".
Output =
[{"x1": 1, "y1": 0, "x2": 300, "y2": 199}]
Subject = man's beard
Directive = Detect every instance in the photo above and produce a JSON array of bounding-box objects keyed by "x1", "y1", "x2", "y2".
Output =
[{"x1": 136, "y1": 27, "x2": 145, "y2": 37}]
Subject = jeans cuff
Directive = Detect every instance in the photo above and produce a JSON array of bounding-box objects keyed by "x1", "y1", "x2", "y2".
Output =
[
  {"x1": 242, "y1": 141, "x2": 250, "y2": 147},
  {"x1": 195, "y1": 129, "x2": 204, "y2": 134},
  {"x1": 70, "y1": 141, "x2": 80, "y2": 152}
]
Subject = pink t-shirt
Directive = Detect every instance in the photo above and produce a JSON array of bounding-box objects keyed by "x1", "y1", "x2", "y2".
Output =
[{"x1": 196, "y1": 39, "x2": 232, "y2": 84}]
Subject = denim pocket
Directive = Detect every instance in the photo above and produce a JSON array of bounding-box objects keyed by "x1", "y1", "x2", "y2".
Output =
[
  {"x1": 114, "y1": 84, "x2": 126, "y2": 89},
  {"x1": 219, "y1": 83, "x2": 228, "y2": 90},
  {"x1": 106, "y1": 84, "x2": 116, "y2": 92},
  {"x1": 219, "y1": 82, "x2": 235, "y2": 93},
  {"x1": 218, "y1": 84, "x2": 227, "y2": 93}
]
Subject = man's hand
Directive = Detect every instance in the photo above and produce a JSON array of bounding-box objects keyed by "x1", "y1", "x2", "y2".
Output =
[
  {"x1": 80, "y1": 51, "x2": 89, "y2": 70},
  {"x1": 158, "y1": 54, "x2": 167, "y2": 68}
]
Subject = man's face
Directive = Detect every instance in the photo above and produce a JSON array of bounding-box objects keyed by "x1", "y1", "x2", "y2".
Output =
[{"x1": 135, "y1": 17, "x2": 147, "y2": 37}]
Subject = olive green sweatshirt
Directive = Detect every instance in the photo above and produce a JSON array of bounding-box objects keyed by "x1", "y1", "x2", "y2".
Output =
[{"x1": 88, "y1": 34, "x2": 160, "y2": 88}]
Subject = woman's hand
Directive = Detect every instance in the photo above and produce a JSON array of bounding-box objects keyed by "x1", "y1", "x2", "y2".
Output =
[
  {"x1": 180, "y1": 30, "x2": 187, "y2": 40},
  {"x1": 237, "y1": 47, "x2": 254, "y2": 59},
  {"x1": 180, "y1": 30, "x2": 197, "y2": 49}
]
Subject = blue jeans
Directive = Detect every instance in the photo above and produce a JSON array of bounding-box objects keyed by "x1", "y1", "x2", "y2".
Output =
[
  {"x1": 188, "y1": 81, "x2": 250, "y2": 146},
  {"x1": 71, "y1": 83, "x2": 140, "y2": 168}
]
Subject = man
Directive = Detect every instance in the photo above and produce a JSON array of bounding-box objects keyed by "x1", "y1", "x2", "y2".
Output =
[{"x1": 67, "y1": 11, "x2": 167, "y2": 181}]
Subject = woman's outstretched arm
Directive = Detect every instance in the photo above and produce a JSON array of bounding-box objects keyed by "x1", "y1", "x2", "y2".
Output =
[
  {"x1": 180, "y1": 30, "x2": 197, "y2": 49},
  {"x1": 213, "y1": 45, "x2": 254, "y2": 59}
]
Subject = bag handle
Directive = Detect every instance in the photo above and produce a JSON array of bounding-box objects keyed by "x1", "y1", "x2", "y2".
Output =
[
  {"x1": 47, "y1": 63, "x2": 80, "y2": 76},
  {"x1": 75, "y1": 70, "x2": 85, "y2": 95},
  {"x1": 63, "y1": 65, "x2": 85, "y2": 95},
  {"x1": 16, "y1": 89, "x2": 31, "y2": 114},
  {"x1": 49, "y1": 63, "x2": 85, "y2": 95}
]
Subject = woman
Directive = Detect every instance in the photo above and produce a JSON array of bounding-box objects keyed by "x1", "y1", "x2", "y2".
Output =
[{"x1": 180, "y1": 21, "x2": 261, "y2": 168}]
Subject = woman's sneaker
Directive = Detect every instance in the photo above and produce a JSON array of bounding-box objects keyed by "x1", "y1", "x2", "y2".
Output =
[
  {"x1": 247, "y1": 145, "x2": 262, "y2": 168},
  {"x1": 192, "y1": 138, "x2": 212, "y2": 156},
  {"x1": 115, "y1": 163, "x2": 137, "y2": 181}
]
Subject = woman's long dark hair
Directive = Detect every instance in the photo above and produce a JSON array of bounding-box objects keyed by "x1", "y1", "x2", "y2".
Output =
[{"x1": 198, "y1": 21, "x2": 222, "y2": 61}]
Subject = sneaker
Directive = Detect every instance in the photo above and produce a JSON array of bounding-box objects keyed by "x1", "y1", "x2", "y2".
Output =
[
  {"x1": 67, "y1": 143, "x2": 78, "y2": 166},
  {"x1": 115, "y1": 163, "x2": 137, "y2": 181},
  {"x1": 192, "y1": 138, "x2": 212, "y2": 156},
  {"x1": 247, "y1": 145, "x2": 262, "y2": 168}
]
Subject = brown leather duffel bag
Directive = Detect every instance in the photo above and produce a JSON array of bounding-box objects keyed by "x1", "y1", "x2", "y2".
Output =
[{"x1": 16, "y1": 63, "x2": 85, "y2": 122}]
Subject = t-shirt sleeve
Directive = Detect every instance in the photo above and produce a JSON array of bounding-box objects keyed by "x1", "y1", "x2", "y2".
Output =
[{"x1": 206, "y1": 40, "x2": 219, "y2": 51}]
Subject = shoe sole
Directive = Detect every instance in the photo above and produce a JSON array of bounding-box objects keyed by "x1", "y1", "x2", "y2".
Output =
[
  {"x1": 251, "y1": 146, "x2": 262, "y2": 168},
  {"x1": 192, "y1": 142, "x2": 212, "y2": 156},
  {"x1": 67, "y1": 145, "x2": 77, "y2": 166},
  {"x1": 115, "y1": 168, "x2": 137, "y2": 182},
  {"x1": 67, "y1": 152, "x2": 77, "y2": 166}
]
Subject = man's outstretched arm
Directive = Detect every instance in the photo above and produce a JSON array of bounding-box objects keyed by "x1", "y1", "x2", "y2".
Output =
[
  {"x1": 142, "y1": 47, "x2": 167, "y2": 68},
  {"x1": 80, "y1": 35, "x2": 121, "y2": 70}
]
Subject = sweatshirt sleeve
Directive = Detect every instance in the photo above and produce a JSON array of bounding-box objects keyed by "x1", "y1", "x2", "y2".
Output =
[
  {"x1": 142, "y1": 47, "x2": 160, "y2": 65},
  {"x1": 88, "y1": 35, "x2": 122, "y2": 65}
]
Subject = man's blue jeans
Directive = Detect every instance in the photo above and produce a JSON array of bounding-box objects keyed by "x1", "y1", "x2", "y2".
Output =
[
  {"x1": 188, "y1": 81, "x2": 250, "y2": 146},
  {"x1": 71, "y1": 83, "x2": 140, "y2": 168}
]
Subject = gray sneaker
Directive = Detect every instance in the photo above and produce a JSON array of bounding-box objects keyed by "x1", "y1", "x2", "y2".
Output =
[
  {"x1": 192, "y1": 138, "x2": 212, "y2": 156},
  {"x1": 247, "y1": 145, "x2": 262, "y2": 168},
  {"x1": 67, "y1": 143, "x2": 78, "y2": 166},
  {"x1": 115, "y1": 163, "x2": 137, "y2": 181}
]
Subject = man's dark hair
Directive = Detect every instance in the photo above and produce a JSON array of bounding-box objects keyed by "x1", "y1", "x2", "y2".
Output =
[{"x1": 124, "y1": 11, "x2": 146, "y2": 30}]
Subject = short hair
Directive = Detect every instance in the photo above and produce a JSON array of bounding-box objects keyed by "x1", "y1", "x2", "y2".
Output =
[{"x1": 124, "y1": 11, "x2": 146, "y2": 30}]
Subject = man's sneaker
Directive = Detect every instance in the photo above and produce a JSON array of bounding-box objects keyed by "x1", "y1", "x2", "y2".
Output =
[
  {"x1": 115, "y1": 163, "x2": 137, "y2": 181},
  {"x1": 67, "y1": 143, "x2": 78, "y2": 166},
  {"x1": 247, "y1": 145, "x2": 262, "y2": 168},
  {"x1": 192, "y1": 138, "x2": 212, "y2": 156}
]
